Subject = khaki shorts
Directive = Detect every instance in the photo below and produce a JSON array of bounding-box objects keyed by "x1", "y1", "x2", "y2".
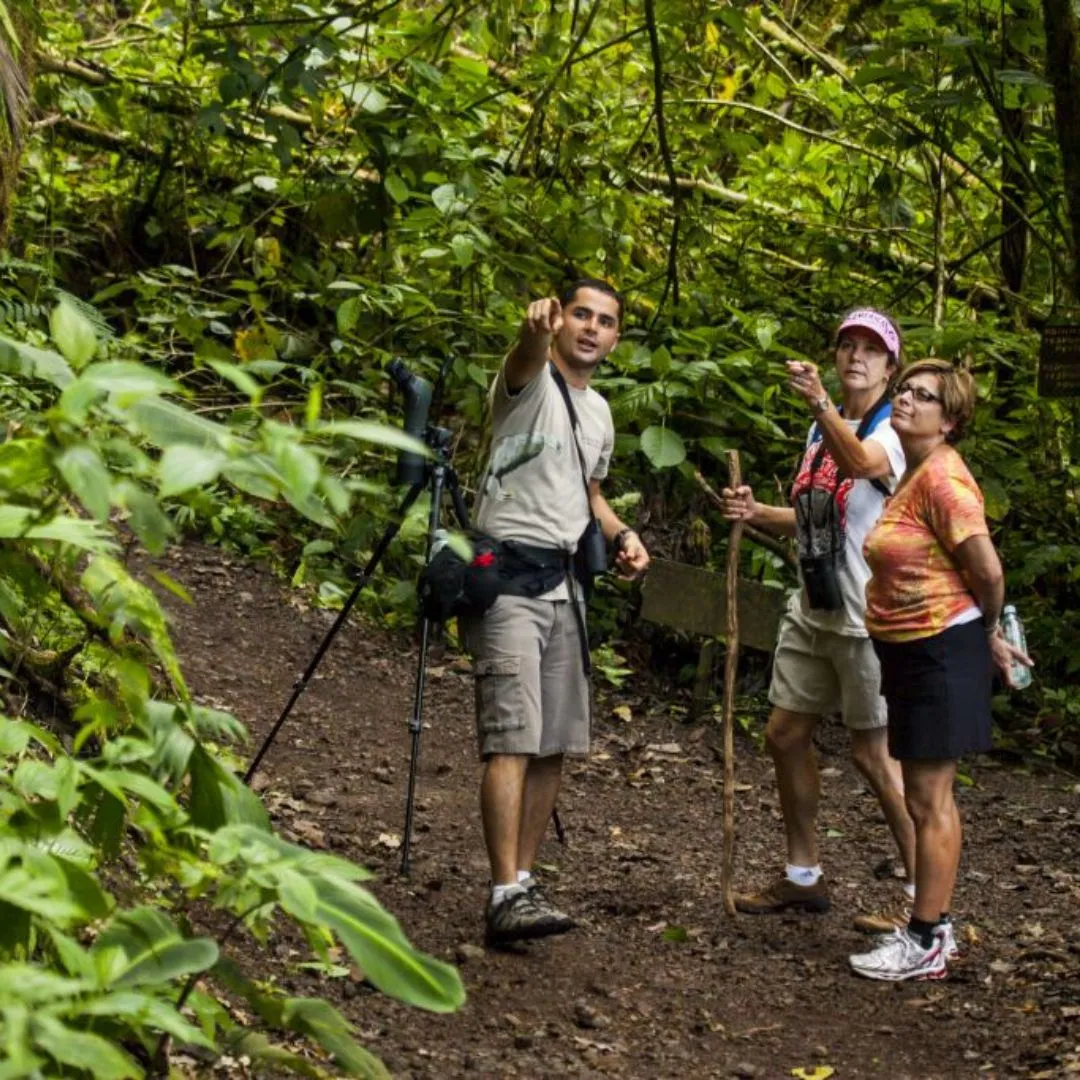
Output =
[
  {"x1": 464, "y1": 595, "x2": 591, "y2": 759},
  {"x1": 768, "y1": 609, "x2": 887, "y2": 730}
]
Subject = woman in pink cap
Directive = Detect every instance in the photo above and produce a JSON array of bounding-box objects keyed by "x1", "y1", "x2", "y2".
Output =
[{"x1": 721, "y1": 308, "x2": 918, "y2": 935}]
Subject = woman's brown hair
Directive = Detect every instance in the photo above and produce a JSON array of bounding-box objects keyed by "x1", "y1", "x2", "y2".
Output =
[{"x1": 896, "y1": 358, "x2": 977, "y2": 443}]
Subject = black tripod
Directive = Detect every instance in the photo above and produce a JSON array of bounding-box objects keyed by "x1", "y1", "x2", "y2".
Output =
[
  {"x1": 243, "y1": 423, "x2": 469, "y2": 875},
  {"x1": 245, "y1": 358, "x2": 566, "y2": 875}
]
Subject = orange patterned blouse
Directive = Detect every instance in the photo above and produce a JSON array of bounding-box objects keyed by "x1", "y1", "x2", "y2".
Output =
[{"x1": 863, "y1": 444, "x2": 989, "y2": 643}]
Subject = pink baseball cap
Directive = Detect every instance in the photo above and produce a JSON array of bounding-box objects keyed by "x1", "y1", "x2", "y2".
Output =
[{"x1": 836, "y1": 309, "x2": 901, "y2": 358}]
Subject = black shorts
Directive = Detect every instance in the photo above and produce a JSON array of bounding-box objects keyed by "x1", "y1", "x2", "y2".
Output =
[{"x1": 872, "y1": 620, "x2": 993, "y2": 761}]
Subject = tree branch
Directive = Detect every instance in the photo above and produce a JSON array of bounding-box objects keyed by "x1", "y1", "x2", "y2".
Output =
[
  {"x1": 694, "y1": 469, "x2": 797, "y2": 571},
  {"x1": 513, "y1": 1, "x2": 602, "y2": 171},
  {"x1": 676, "y1": 98, "x2": 921, "y2": 177},
  {"x1": 1042, "y1": 0, "x2": 1080, "y2": 300},
  {"x1": 34, "y1": 50, "x2": 317, "y2": 130},
  {"x1": 628, "y1": 168, "x2": 1003, "y2": 303}
]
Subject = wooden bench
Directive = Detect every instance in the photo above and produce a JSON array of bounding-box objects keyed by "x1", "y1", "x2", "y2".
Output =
[{"x1": 640, "y1": 558, "x2": 788, "y2": 717}]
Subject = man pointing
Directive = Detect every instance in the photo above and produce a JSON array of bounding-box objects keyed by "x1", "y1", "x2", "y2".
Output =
[{"x1": 467, "y1": 279, "x2": 649, "y2": 946}]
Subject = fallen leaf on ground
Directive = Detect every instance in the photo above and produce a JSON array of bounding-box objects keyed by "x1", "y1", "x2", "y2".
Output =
[
  {"x1": 612, "y1": 704, "x2": 632, "y2": 722},
  {"x1": 376, "y1": 832, "x2": 402, "y2": 850}
]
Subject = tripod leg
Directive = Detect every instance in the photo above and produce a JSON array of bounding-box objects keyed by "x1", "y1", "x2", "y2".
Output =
[
  {"x1": 244, "y1": 482, "x2": 424, "y2": 784},
  {"x1": 400, "y1": 611, "x2": 434, "y2": 876},
  {"x1": 400, "y1": 464, "x2": 448, "y2": 876}
]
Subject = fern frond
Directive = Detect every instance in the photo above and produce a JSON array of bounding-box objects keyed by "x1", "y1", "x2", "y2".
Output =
[
  {"x1": 51, "y1": 289, "x2": 115, "y2": 340},
  {"x1": 609, "y1": 382, "x2": 664, "y2": 426}
]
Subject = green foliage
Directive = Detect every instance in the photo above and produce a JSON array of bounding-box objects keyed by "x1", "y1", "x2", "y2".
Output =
[
  {"x1": 10, "y1": 0, "x2": 1072, "y2": 730},
  {"x1": 0, "y1": 4, "x2": 1073, "y2": 1068},
  {"x1": 0, "y1": 288, "x2": 463, "y2": 1073}
]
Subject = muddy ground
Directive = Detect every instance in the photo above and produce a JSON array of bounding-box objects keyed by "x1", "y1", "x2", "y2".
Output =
[{"x1": 147, "y1": 544, "x2": 1080, "y2": 1080}]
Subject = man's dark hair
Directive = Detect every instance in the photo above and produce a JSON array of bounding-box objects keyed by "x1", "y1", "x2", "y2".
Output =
[{"x1": 559, "y1": 278, "x2": 624, "y2": 323}]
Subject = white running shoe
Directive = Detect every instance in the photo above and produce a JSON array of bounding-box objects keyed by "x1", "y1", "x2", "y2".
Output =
[
  {"x1": 877, "y1": 920, "x2": 960, "y2": 960},
  {"x1": 850, "y1": 927, "x2": 948, "y2": 981},
  {"x1": 939, "y1": 920, "x2": 960, "y2": 962}
]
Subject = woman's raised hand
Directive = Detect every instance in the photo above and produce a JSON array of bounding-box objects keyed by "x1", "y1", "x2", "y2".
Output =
[{"x1": 787, "y1": 360, "x2": 828, "y2": 408}]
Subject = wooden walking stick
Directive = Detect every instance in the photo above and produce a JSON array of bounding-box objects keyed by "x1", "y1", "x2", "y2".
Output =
[{"x1": 721, "y1": 450, "x2": 743, "y2": 917}]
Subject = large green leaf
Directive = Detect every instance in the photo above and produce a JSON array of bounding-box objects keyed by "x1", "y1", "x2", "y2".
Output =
[
  {"x1": 127, "y1": 398, "x2": 233, "y2": 450},
  {"x1": 76, "y1": 990, "x2": 215, "y2": 1049},
  {"x1": 32, "y1": 1014, "x2": 140, "y2": 1080},
  {"x1": 640, "y1": 425, "x2": 687, "y2": 469},
  {"x1": 0, "y1": 506, "x2": 115, "y2": 552},
  {"x1": 282, "y1": 998, "x2": 391, "y2": 1079},
  {"x1": 49, "y1": 299, "x2": 99, "y2": 369},
  {"x1": 313, "y1": 877, "x2": 465, "y2": 1013},
  {"x1": 188, "y1": 744, "x2": 270, "y2": 831},
  {"x1": 157, "y1": 444, "x2": 228, "y2": 497},
  {"x1": 92, "y1": 907, "x2": 219, "y2": 988},
  {"x1": 55, "y1": 445, "x2": 112, "y2": 521},
  {"x1": 0, "y1": 854, "x2": 86, "y2": 924},
  {"x1": 78, "y1": 360, "x2": 179, "y2": 397},
  {"x1": 0, "y1": 964, "x2": 85, "y2": 1003},
  {"x1": 318, "y1": 420, "x2": 433, "y2": 459},
  {"x1": 0, "y1": 335, "x2": 75, "y2": 388}
]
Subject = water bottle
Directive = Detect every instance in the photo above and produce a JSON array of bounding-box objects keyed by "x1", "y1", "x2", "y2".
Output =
[{"x1": 1000, "y1": 605, "x2": 1032, "y2": 689}]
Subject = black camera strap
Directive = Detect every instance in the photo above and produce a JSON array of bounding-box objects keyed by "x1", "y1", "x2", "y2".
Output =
[
  {"x1": 548, "y1": 360, "x2": 595, "y2": 504},
  {"x1": 548, "y1": 360, "x2": 598, "y2": 676}
]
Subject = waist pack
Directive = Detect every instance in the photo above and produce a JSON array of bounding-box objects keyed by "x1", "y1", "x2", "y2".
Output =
[{"x1": 417, "y1": 532, "x2": 572, "y2": 623}]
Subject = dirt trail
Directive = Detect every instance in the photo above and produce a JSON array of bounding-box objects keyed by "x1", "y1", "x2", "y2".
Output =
[{"x1": 146, "y1": 544, "x2": 1080, "y2": 1080}]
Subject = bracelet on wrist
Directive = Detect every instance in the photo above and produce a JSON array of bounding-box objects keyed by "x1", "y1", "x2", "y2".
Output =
[
  {"x1": 810, "y1": 394, "x2": 831, "y2": 416},
  {"x1": 614, "y1": 527, "x2": 635, "y2": 552},
  {"x1": 984, "y1": 619, "x2": 1001, "y2": 636}
]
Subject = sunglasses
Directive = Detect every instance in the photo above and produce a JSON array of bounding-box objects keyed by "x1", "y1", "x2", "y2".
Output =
[{"x1": 894, "y1": 381, "x2": 942, "y2": 405}]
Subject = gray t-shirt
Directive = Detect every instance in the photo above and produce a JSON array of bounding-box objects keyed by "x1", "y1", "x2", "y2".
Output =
[{"x1": 474, "y1": 360, "x2": 614, "y2": 600}]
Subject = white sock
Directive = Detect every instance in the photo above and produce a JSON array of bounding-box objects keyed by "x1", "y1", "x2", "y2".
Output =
[
  {"x1": 516, "y1": 869, "x2": 533, "y2": 885},
  {"x1": 491, "y1": 883, "x2": 524, "y2": 907},
  {"x1": 903, "y1": 881, "x2": 916, "y2": 901},
  {"x1": 786, "y1": 864, "x2": 823, "y2": 887}
]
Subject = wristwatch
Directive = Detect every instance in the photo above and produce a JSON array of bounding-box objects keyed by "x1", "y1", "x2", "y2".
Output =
[
  {"x1": 810, "y1": 394, "x2": 831, "y2": 416},
  {"x1": 614, "y1": 527, "x2": 635, "y2": 552}
]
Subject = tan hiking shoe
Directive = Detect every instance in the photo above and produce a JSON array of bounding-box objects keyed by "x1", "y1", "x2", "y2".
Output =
[
  {"x1": 853, "y1": 905, "x2": 910, "y2": 935},
  {"x1": 733, "y1": 875, "x2": 830, "y2": 915}
]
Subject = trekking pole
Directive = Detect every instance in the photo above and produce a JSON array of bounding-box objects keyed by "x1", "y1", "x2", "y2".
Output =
[{"x1": 721, "y1": 450, "x2": 744, "y2": 918}]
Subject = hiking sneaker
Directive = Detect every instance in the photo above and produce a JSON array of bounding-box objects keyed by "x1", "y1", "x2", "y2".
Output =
[
  {"x1": 734, "y1": 875, "x2": 830, "y2": 915},
  {"x1": 853, "y1": 904, "x2": 910, "y2": 934},
  {"x1": 484, "y1": 889, "x2": 567, "y2": 947},
  {"x1": 868, "y1": 919, "x2": 960, "y2": 962},
  {"x1": 849, "y1": 928, "x2": 948, "y2": 982},
  {"x1": 939, "y1": 919, "x2": 960, "y2": 962},
  {"x1": 521, "y1": 876, "x2": 576, "y2": 935}
]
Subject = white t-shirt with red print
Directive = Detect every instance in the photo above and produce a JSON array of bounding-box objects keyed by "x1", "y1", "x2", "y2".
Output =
[{"x1": 789, "y1": 414, "x2": 906, "y2": 637}]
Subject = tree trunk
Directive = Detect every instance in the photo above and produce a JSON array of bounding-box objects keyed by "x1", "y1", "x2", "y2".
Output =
[
  {"x1": 1000, "y1": 23, "x2": 1028, "y2": 294},
  {"x1": 0, "y1": 15, "x2": 32, "y2": 247},
  {"x1": 1043, "y1": 0, "x2": 1080, "y2": 301}
]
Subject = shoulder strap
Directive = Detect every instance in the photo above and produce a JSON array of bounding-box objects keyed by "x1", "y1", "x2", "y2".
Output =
[
  {"x1": 548, "y1": 361, "x2": 594, "y2": 503},
  {"x1": 856, "y1": 393, "x2": 893, "y2": 499},
  {"x1": 807, "y1": 392, "x2": 893, "y2": 499}
]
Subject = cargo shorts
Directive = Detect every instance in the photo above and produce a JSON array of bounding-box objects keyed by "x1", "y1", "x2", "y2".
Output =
[
  {"x1": 463, "y1": 595, "x2": 591, "y2": 759},
  {"x1": 768, "y1": 607, "x2": 887, "y2": 730}
]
